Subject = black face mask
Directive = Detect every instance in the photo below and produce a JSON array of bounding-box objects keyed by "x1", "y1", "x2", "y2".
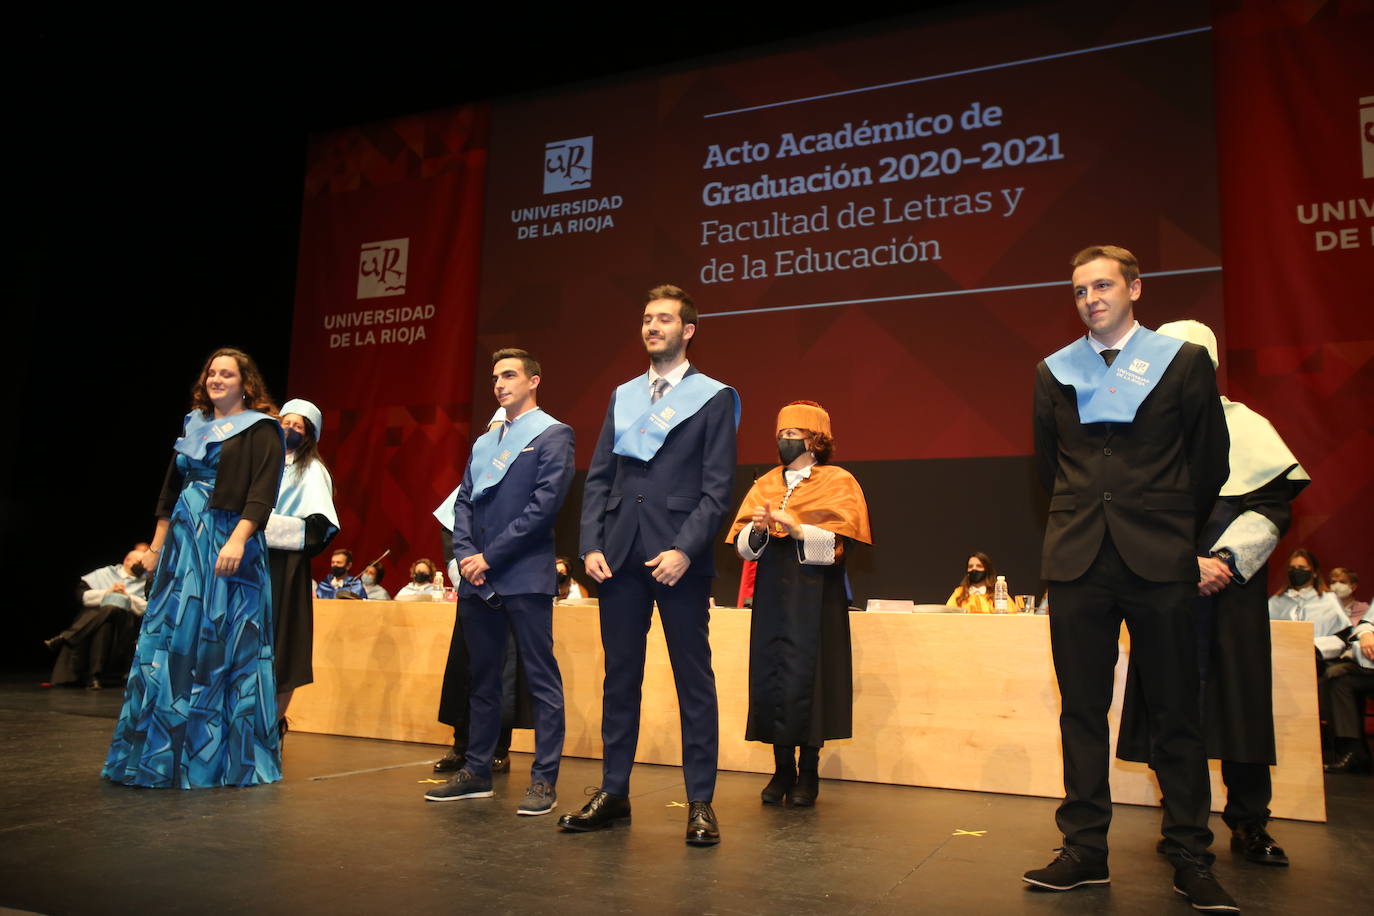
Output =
[
  {"x1": 1288, "y1": 567, "x2": 1313, "y2": 588},
  {"x1": 414, "y1": 571, "x2": 434, "y2": 584},
  {"x1": 130, "y1": 563, "x2": 146, "y2": 578},
  {"x1": 777, "y1": 437, "x2": 808, "y2": 466},
  {"x1": 557, "y1": 572, "x2": 569, "y2": 585},
  {"x1": 284, "y1": 429, "x2": 305, "y2": 450},
  {"x1": 967, "y1": 568, "x2": 987, "y2": 584},
  {"x1": 330, "y1": 566, "x2": 347, "y2": 579}
]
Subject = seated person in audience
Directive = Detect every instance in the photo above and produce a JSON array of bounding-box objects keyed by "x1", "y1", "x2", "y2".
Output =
[
  {"x1": 362, "y1": 562, "x2": 390, "y2": 600},
  {"x1": 1268, "y1": 548, "x2": 1350, "y2": 664},
  {"x1": 47, "y1": 544, "x2": 151, "y2": 689},
  {"x1": 316, "y1": 548, "x2": 367, "y2": 599},
  {"x1": 945, "y1": 552, "x2": 1023, "y2": 612},
  {"x1": 555, "y1": 556, "x2": 587, "y2": 602},
  {"x1": 1322, "y1": 606, "x2": 1374, "y2": 774},
  {"x1": 395, "y1": 558, "x2": 444, "y2": 600},
  {"x1": 1328, "y1": 567, "x2": 1369, "y2": 628}
]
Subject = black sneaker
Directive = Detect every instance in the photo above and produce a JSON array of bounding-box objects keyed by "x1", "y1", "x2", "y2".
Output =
[
  {"x1": 1173, "y1": 859, "x2": 1239, "y2": 912},
  {"x1": 517, "y1": 781, "x2": 557, "y2": 816},
  {"x1": 1022, "y1": 847, "x2": 1110, "y2": 890},
  {"x1": 424, "y1": 768, "x2": 494, "y2": 802}
]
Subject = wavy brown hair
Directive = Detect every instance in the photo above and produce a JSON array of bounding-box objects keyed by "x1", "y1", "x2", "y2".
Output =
[{"x1": 190, "y1": 347, "x2": 277, "y2": 417}]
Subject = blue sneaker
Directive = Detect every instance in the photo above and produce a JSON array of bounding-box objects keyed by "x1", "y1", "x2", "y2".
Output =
[
  {"x1": 424, "y1": 768, "x2": 494, "y2": 802},
  {"x1": 517, "y1": 781, "x2": 557, "y2": 816}
]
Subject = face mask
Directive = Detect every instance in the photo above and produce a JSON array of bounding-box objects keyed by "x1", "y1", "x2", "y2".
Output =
[
  {"x1": 1288, "y1": 567, "x2": 1313, "y2": 588},
  {"x1": 130, "y1": 562, "x2": 146, "y2": 578},
  {"x1": 777, "y1": 437, "x2": 808, "y2": 466},
  {"x1": 967, "y1": 569, "x2": 987, "y2": 584},
  {"x1": 1330, "y1": 581, "x2": 1353, "y2": 599},
  {"x1": 414, "y1": 571, "x2": 434, "y2": 584},
  {"x1": 361, "y1": 574, "x2": 376, "y2": 587},
  {"x1": 330, "y1": 565, "x2": 347, "y2": 579},
  {"x1": 284, "y1": 429, "x2": 305, "y2": 450},
  {"x1": 557, "y1": 572, "x2": 569, "y2": 585}
]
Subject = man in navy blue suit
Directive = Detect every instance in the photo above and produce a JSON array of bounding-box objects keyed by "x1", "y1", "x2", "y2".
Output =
[
  {"x1": 424, "y1": 348, "x2": 576, "y2": 817},
  {"x1": 559, "y1": 284, "x2": 739, "y2": 846}
]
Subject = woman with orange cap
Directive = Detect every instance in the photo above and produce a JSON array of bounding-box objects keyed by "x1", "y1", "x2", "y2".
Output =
[{"x1": 728, "y1": 401, "x2": 872, "y2": 807}]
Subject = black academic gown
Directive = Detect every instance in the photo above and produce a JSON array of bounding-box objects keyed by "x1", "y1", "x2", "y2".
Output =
[
  {"x1": 1118, "y1": 473, "x2": 1302, "y2": 765},
  {"x1": 746, "y1": 536, "x2": 853, "y2": 747}
]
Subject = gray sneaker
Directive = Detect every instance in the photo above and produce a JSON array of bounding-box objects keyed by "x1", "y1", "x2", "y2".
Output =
[
  {"x1": 517, "y1": 780, "x2": 557, "y2": 816},
  {"x1": 424, "y1": 768, "x2": 494, "y2": 802}
]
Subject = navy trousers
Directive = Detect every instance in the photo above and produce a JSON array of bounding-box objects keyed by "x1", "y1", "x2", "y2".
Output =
[
  {"x1": 459, "y1": 593, "x2": 565, "y2": 784},
  {"x1": 597, "y1": 558, "x2": 718, "y2": 801}
]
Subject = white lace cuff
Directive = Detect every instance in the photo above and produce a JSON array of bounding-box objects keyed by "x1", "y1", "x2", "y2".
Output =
[
  {"x1": 264, "y1": 512, "x2": 305, "y2": 551},
  {"x1": 1209, "y1": 510, "x2": 1279, "y2": 583},
  {"x1": 796, "y1": 524, "x2": 836, "y2": 566},
  {"x1": 737, "y1": 525, "x2": 767, "y2": 560}
]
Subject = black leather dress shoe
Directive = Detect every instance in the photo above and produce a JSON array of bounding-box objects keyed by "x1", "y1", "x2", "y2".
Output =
[
  {"x1": 433, "y1": 750, "x2": 466, "y2": 774},
  {"x1": 685, "y1": 800, "x2": 720, "y2": 846},
  {"x1": 557, "y1": 791, "x2": 631, "y2": 831},
  {"x1": 1231, "y1": 824, "x2": 1289, "y2": 866},
  {"x1": 1324, "y1": 750, "x2": 1372, "y2": 774}
]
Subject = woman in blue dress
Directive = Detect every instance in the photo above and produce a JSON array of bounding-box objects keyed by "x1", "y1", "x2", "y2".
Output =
[{"x1": 103, "y1": 348, "x2": 285, "y2": 788}]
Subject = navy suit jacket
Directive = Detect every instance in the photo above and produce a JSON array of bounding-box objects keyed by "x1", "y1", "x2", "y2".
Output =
[
  {"x1": 451, "y1": 421, "x2": 576, "y2": 598},
  {"x1": 579, "y1": 368, "x2": 737, "y2": 578}
]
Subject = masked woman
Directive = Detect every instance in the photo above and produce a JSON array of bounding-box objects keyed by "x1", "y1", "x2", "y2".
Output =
[
  {"x1": 104, "y1": 347, "x2": 284, "y2": 788},
  {"x1": 264, "y1": 398, "x2": 340, "y2": 730},
  {"x1": 945, "y1": 552, "x2": 1023, "y2": 612},
  {"x1": 727, "y1": 401, "x2": 872, "y2": 807}
]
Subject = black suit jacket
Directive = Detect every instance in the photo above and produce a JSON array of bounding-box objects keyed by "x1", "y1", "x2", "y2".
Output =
[
  {"x1": 1033, "y1": 340, "x2": 1229, "y2": 583},
  {"x1": 579, "y1": 368, "x2": 737, "y2": 578}
]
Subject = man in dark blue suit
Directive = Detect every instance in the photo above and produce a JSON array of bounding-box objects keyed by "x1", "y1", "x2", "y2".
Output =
[
  {"x1": 559, "y1": 284, "x2": 739, "y2": 845},
  {"x1": 424, "y1": 348, "x2": 575, "y2": 817}
]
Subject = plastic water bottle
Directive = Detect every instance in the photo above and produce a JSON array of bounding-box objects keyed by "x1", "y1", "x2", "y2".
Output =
[{"x1": 993, "y1": 575, "x2": 1009, "y2": 612}]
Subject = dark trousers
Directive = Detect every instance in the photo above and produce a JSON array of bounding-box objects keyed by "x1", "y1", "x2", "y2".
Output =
[
  {"x1": 597, "y1": 556, "x2": 718, "y2": 801},
  {"x1": 1049, "y1": 534, "x2": 1213, "y2": 862},
  {"x1": 50, "y1": 604, "x2": 138, "y2": 685},
  {"x1": 459, "y1": 593, "x2": 565, "y2": 784},
  {"x1": 1325, "y1": 661, "x2": 1374, "y2": 741},
  {"x1": 1220, "y1": 760, "x2": 1270, "y2": 829}
]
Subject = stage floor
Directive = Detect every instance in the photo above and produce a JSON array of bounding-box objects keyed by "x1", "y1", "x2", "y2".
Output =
[{"x1": 2, "y1": 673, "x2": 1368, "y2": 915}]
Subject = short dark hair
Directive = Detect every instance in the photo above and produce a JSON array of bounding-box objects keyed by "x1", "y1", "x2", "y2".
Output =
[
  {"x1": 492, "y1": 347, "x2": 541, "y2": 378},
  {"x1": 646, "y1": 284, "x2": 698, "y2": 328},
  {"x1": 331, "y1": 548, "x2": 353, "y2": 565},
  {"x1": 1070, "y1": 245, "x2": 1140, "y2": 285}
]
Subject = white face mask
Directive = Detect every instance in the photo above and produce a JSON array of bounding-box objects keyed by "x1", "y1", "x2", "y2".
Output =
[{"x1": 1330, "y1": 581, "x2": 1353, "y2": 599}]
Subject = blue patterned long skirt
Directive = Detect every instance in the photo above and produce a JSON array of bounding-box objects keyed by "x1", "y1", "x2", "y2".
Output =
[{"x1": 103, "y1": 452, "x2": 281, "y2": 788}]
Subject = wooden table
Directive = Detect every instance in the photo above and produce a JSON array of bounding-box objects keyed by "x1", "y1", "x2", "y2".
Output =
[{"x1": 292, "y1": 600, "x2": 1326, "y2": 821}]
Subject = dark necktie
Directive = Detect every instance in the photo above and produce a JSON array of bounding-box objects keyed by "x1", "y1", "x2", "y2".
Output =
[
  {"x1": 651, "y1": 377, "x2": 669, "y2": 404},
  {"x1": 1101, "y1": 349, "x2": 1119, "y2": 367}
]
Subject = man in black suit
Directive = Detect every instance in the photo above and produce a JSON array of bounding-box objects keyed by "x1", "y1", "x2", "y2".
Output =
[
  {"x1": 1023, "y1": 246, "x2": 1236, "y2": 912},
  {"x1": 560, "y1": 284, "x2": 739, "y2": 845}
]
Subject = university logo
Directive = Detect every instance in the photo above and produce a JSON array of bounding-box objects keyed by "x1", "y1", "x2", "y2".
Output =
[
  {"x1": 358, "y1": 238, "x2": 408, "y2": 299},
  {"x1": 1128, "y1": 358, "x2": 1150, "y2": 375},
  {"x1": 544, "y1": 137, "x2": 593, "y2": 194},
  {"x1": 1361, "y1": 95, "x2": 1373, "y2": 179}
]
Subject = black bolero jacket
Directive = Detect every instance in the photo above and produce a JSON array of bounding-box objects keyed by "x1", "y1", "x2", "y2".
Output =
[{"x1": 155, "y1": 417, "x2": 284, "y2": 528}]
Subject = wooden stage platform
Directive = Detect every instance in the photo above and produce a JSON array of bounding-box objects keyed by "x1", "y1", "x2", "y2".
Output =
[{"x1": 291, "y1": 599, "x2": 1327, "y2": 821}]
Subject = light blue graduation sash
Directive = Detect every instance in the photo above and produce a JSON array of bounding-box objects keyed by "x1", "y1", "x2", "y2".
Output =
[
  {"x1": 433, "y1": 484, "x2": 461, "y2": 533},
  {"x1": 612, "y1": 371, "x2": 741, "y2": 462},
  {"x1": 468, "y1": 408, "x2": 559, "y2": 500},
  {"x1": 173, "y1": 409, "x2": 276, "y2": 460},
  {"x1": 1044, "y1": 328, "x2": 1185, "y2": 424}
]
